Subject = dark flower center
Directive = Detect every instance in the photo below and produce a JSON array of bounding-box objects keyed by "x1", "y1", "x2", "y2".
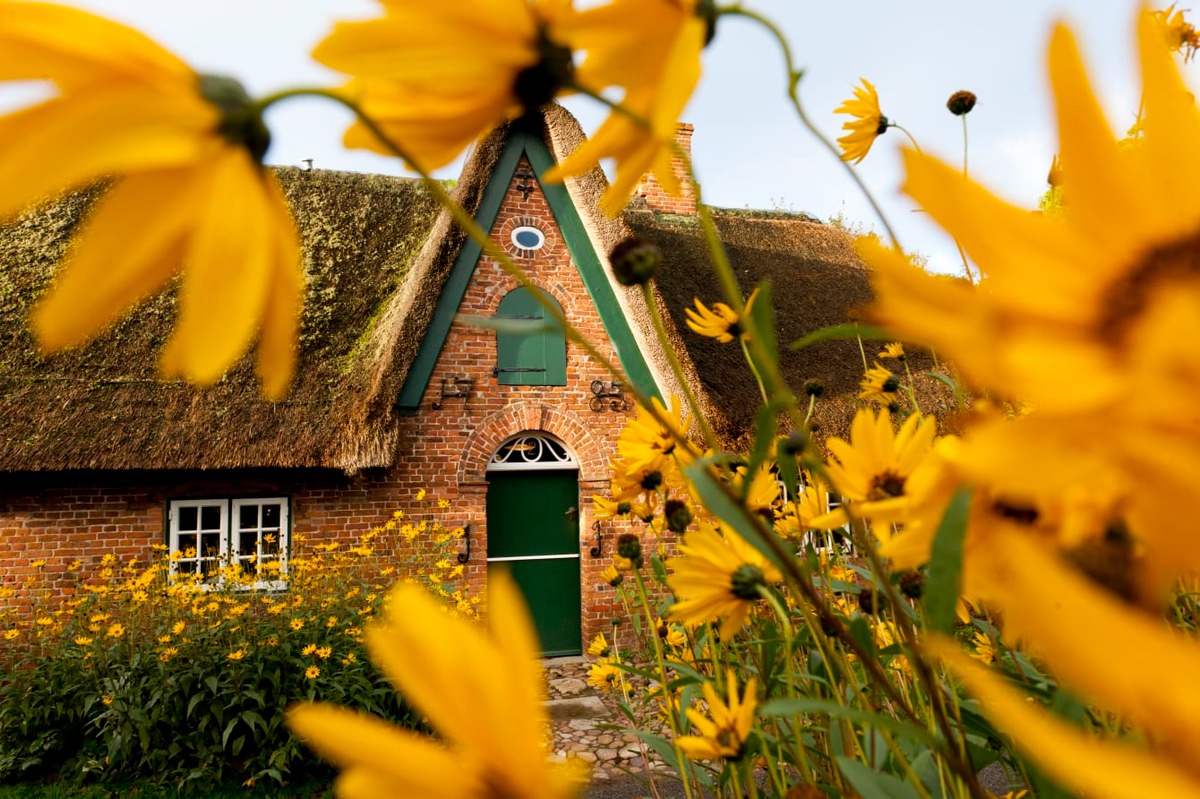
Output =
[
  {"x1": 876, "y1": 115, "x2": 890, "y2": 136},
  {"x1": 730, "y1": 563, "x2": 766, "y2": 600},
  {"x1": 869, "y1": 471, "x2": 905, "y2": 499},
  {"x1": 199, "y1": 74, "x2": 271, "y2": 163},
  {"x1": 513, "y1": 27, "x2": 574, "y2": 113},
  {"x1": 1099, "y1": 229, "x2": 1200, "y2": 344}
]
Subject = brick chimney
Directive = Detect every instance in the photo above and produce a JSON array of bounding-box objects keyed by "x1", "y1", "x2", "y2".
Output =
[{"x1": 635, "y1": 123, "x2": 697, "y2": 215}]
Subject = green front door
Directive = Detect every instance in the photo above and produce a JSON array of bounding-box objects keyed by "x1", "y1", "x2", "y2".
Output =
[{"x1": 486, "y1": 469, "x2": 582, "y2": 656}]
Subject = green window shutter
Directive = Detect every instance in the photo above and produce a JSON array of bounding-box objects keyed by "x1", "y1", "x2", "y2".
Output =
[{"x1": 495, "y1": 287, "x2": 566, "y2": 386}]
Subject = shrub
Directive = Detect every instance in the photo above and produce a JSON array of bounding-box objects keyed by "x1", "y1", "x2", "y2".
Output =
[{"x1": 0, "y1": 493, "x2": 473, "y2": 789}]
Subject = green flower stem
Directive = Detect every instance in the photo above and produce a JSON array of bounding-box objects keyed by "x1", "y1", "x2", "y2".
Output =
[
  {"x1": 255, "y1": 87, "x2": 661, "y2": 417},
  {"x1": 640, "y1": 282, "x2": 719, "y2": 451},
  {"x1": 902, "y1": 359, "x2": 923, "y2": 414},
  {"x1": 889, "y1": 123, "x2": 923, "y2": 154},
  {"x1": 717, "y1": 6, "x2": 901, "y2": 251},
  {"x1": 740, "y1": 338, "x2": 771, "y2": 406},
  {"x1": 757, "y1": 586, "x2": 817, "y2": 785},
  {"x1": 632, "y1": 568, "x2": 699, "y2": 799},
  {"x1": 960, "y1": 115, "x2": 970, "y2": 177}
]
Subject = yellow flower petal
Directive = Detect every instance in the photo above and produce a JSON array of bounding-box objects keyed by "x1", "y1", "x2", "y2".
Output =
[
  {"x1": 930, "y1": 638, "x2": 1200, "y2": 799},
  {"x1": 31, "y1": 167, "x2": 199, "y2": 350},
  {"x1": 286, "y1": 703, "x2": 473, "y2": 798}
]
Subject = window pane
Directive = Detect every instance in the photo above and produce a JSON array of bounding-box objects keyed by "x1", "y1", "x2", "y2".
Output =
[
  {"x1": 262, "y1": 504, "x2": 280, "y2": 528},
  {"x1": 178, "y1": 505, "x2": 197, "y2": 531},
  {"x1": 200, "y1": 505, "x2": 222, "y2": 530},
  {"x1": 200, "y1": 531, "x2": 220, "y2": 559},
  {"x1": 239, "y1": 504, "x2": 259, "y2": 529}
]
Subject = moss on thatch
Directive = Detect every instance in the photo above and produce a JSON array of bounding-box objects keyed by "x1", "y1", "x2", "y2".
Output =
[{"x1": 0, "y1": 167, "x2": 449, "y2": 472}]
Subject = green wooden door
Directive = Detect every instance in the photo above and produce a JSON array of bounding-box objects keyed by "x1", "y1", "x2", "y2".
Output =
[{"x1": 486, "y1": 469, "x2": 581, "y2": 656}]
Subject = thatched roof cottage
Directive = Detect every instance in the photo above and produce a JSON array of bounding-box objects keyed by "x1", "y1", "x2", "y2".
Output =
[{"x1": 0, "y1": 105, "x2": 883, "y2": 654}]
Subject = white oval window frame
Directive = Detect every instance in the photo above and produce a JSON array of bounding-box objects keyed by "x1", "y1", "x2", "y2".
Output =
[{"x1": 510, "y1": 225, "x2": 546, "y2": 253}]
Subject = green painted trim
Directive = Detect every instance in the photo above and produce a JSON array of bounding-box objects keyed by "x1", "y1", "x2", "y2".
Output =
[
  {"x1": 396, "y1": 135, "x2": 527, "y2": 410},
  {"x1": 523, "y1": 138, "x2": 661, "y2": 402},
  {"x1": 396, "y1": 129, "x2": 662, "y2": 410}
]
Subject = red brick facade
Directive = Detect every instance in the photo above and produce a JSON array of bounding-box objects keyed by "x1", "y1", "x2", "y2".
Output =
[
  {"x1": 635, "y1": 123, "x2": 697, "y2": 216},
  {"x1": 0, "y1": 155, "x2": 658, "y2": 651}
]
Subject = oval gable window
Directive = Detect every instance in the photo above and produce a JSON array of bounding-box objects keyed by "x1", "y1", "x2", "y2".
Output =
[{"x1": 510, "y1": 225, "x2": 545, "y2": 252}]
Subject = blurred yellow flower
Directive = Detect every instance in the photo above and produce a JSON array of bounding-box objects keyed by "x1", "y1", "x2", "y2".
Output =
[
  {"x1": 3, "y1": 630, "x2": 18, "y2": 641},
  {"x1": 172, "y1": 620, "x2": 186, "y2": 635},
  {"x1": 305, "y1": 665, "x2": 321, "y2": 680},
  {"x1": 932, "y1": 635, "x2": 1200, "y2": 799},
  {"x1": 545, "y1": 0, "x2": 706, "y2": 215},
  {"x1": 227, "y1": 648, "x2": 247, "y2": 661},
  {"x1": 667, "y1": 522, "x2": 782, "y2": 638},
  {"x1": 74, "y1": 636, "x2": 93, "y2": 646},
  {"x1": 288, "y1": 572, "x2": 586, "y2": 798},
  {"x1": 106, "y1": 623, "x2": 125, "y2": 638},
  {"x1": 835, "y1": 78, "x2": 889, "y2": 164},
  {"x1": 29, "y1": 559, "x2": 46, "y2": 569},
  {"x1": 878, "y1": 342, "x2": 906, "y2": 359},
  {"x1": 159, "y1": 647, "x2": 178, "y2": 662},
  {"x1": 1152, "y1": 3, "x2": 1200, "y2": 60},
  {"x1": 302, "y1": 643, "x2": 318, "y2": 656},
  {"x1": 677, "y1": 669, "x2": 757, "y2": 761},
  {"x1": 2, "y1": 2, "x2": 303, "y2": 398},
  {"x1": 862, "y1": 12, "x2": 1200, "y2": 594},
  {"x1": 316, "y1": 646, "x2": 332, "y2": 660},
  {"x1": 313, "y1": 0, "x2": 575, "y2": 173}
]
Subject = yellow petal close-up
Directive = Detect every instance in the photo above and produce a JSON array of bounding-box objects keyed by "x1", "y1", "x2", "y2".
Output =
[
  {"x1": 930, "y1": 638, "x2": 1200, "y2": 799},
  {"x1": 286, "y1": 703, "x2": 475, "y2": 799}
]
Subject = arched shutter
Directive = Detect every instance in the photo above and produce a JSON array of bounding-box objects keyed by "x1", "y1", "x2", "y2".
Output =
[{"x1": 494, "y1": 287, "x2": 566, "y2": 386}]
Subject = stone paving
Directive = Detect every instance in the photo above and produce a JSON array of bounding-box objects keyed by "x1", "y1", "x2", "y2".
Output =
[{"x1": 542, "y1": 656, "x2": 670, "y2": 785}]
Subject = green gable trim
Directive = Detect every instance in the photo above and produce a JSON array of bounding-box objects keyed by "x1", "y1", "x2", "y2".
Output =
[
  {"x1": 396, "y1": 135, "x2": 525, "y2": 411},
  {"x1": 523, "y1": 137, "x2": 660, "y2": 404},
  {"x1": 396, "y1": 130, "x2": 661, "y2": 411}
]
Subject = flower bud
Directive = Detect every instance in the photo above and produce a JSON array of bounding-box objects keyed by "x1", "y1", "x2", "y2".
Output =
[
  {"x1": 664, "y1": 499, "x2": 693, "y2": 534},
  {"x1": 616, "y1": 534, "x2": 643, "y2": 568},
  {"x1": 609, "y1": 237, "x2": 662, "y2": 286},
  {"x1": 946, "y1": 90, "x2": 977, "y2": 116}
]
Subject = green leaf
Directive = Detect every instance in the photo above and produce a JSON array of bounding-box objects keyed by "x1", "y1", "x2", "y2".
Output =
[
  {"x1": 746, "y1": 403, "x2": 779, "y2": 491},
  {"x1": 926, "y1": 372, "x2": 958, "y2": 393},
  {"x1": 457, "y1": 314, "x2": 559, "y2": 335},
  {"x1": 836, "y1": 757, "x2": 923, "y2": 799},
  {"x1": 923, "y1": 489, "x2": 972, "y2": 634},
  {"x1": 683, "y1": 459, "x2": 790, "y2": 575},
  {"x1": 758, "y1": 698, "x2": 939, "y2": 747},
  {"x1": 744, "y1": 281, "x2": 779, "y2": 365},
  {"x1": 788, "y1": 323, "x2": 891, "y2": 351}
]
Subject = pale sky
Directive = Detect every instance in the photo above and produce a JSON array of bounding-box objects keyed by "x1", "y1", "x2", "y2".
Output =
[{"x1": 6, "y1": 1, "x2": 1192, "y2": 274}]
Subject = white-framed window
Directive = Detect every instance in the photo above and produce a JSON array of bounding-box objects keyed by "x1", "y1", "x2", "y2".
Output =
[{"x1": 168, "y1": 497, "x2": 289, "y2": 589}]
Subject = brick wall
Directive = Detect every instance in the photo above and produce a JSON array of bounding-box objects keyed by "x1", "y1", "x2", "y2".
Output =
[{"x1": 0, "y1": 156, "x2": 672, "y2": 650}]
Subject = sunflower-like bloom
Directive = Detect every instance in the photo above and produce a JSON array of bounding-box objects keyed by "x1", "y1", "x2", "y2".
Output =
[
  {"x1": 544, "y1": 0, "x2": 706, "y2": 215},
  {"x1": 857, "y1": 361, "x2": 901, "y2": 405},
  {"x1": 878, "y1": 342, "x2": 906, "y2": 360},
  {"x1": 834, "y1": 78, "x2": 889, "y2": 164},
  {"x1": 4, "y1": 2, "x2": 302, "y2": 398},
  {"x1": 287, "y1": 572, "x2": 586, "y2": 798},
  {"x1": 684, "y1": 288, "x2": 759, "y2": 343},
  {"x1": 599, "y1": 564, "x2": 623, "y2": 588},
  {"x1": 810, "y1": 409, "x2": 938, "y2": 532},
  {"x1": 617, "y1": 395, "x2": 693, "y2": 476},
  {"x1": 677, "y1": 669, "x2": 757, "y2": 761},
  {"x1": 313, "y1": 0, "x2": 576, "y2": 172},
  {"x1": 667, "y1": 521, "x2": 782, "y2": 638},
  {"x1": 586, "y1": 632, "x2": 610, "y2": 657},
  {"x1": 861, "y1": 12, "x2": 1200, "y2": 596}
]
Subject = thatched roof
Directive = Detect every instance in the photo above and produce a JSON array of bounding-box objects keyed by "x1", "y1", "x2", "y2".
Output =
[
  {"x1": 0, "y1": 134, "x2": 507, "y2": 472},
  {"x1": 0, "y1": 105, "x2": 945, "y2": 475}
]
